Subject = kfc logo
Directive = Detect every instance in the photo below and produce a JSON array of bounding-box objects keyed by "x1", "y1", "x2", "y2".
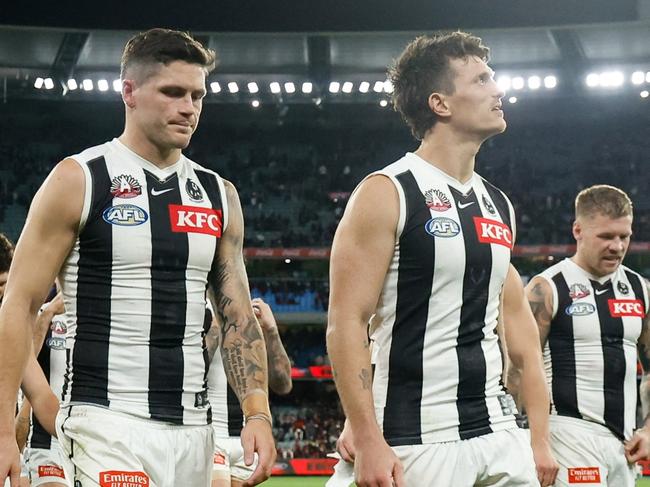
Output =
[
  {"x1": 608, "y1": 299, "x2": 645, "y2": 318},
  {"x1": 473, "y1": 217, "x2": 513, "y2": 249},
  {"x1": 568, "y1": 467, "x2": 601, "y2": 483},
  {"x1": 169, "y1": 205, "x2": 222, "y2": 237},
  {"x1": 99, "y1": 471, "x2": 149, "y2": 487}
]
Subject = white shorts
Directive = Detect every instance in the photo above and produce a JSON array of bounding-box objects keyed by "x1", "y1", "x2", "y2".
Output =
[
  {"x1": 55, "y1": 405, "x2": 214, "y2": 487},
  {"x1": 212, "y1": 436, "x2": 256, "y2": 482},
  {"x1": 393, "y1": 428, "x2": 539, "y2": 487},
  {"x1": 549, "y1": 416, "x2": 635, "y2": 486},
  {"x1": 24, "y1": 443, "x2": 69, "y2": 486}
]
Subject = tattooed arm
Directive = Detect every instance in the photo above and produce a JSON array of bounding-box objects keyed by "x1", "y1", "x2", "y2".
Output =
[
  {"x1": 327, "y1": 175, "x2": 404, "y2": 487},
  {"x1": 627, "y1": 279, "x2": 650, "y2": 463},
  {"x1": 508, "y1": 276, "x2": 554, "y2": 403},
  {"x1": 503, "y1": 267, "x2": 558, "y2": 487},
  {"x1": 252, "y1": 298, "x2": 292, "y2": 395},
  {"x1": 207, "y1": 180, "x2": 274, "y2": 486}
]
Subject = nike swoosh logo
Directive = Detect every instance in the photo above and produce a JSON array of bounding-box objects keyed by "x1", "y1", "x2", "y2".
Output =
[
  {"x1": 457, "y1": 201, "x2": 474, "y2": 209},
  {"x1": 151, "y1": 188, "x2": 174, "y2": 196},
  {"x1": 595, "y1": 289, "x2": 608, "y2": 295}
]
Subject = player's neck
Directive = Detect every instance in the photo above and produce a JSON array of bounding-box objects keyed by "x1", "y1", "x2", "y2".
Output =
[
  {"x1": 414, "y1": 129, "x2": 480, "y2": 184},
  {"x1": 118, "y1": 131, "x2": 182, "y2": 169}
]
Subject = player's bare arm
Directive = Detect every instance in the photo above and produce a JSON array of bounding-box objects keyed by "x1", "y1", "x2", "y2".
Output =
[
  {"x1": 502, "y1": 265, "x2": 558, "y2": 487},
  {"x1": 326, "y1": 175, "x2": 404, "y2": 487},
  {"x1": 20, "y1": 354, "x2": 59, "y2": 438},
  {"x1": 0, "y1": 158, "x2": 83, "y2": 485},
  {"x1": 252, "y1": 298, "x2": 293, "y2": 395},
  {"x1": 627, "y1": 278, "x2": 650, "y2": 463},
  {"x1": 207, "y1": 180, "x2": 275, "y2": 487}
]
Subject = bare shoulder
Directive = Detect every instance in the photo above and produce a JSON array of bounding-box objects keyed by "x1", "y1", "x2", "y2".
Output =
[
  {"x1": 338, "y1": 174, "x2": 399, "y2": 233},
  {"x1": 525, "y1": 275, "x2": 552, "y2": 298}
]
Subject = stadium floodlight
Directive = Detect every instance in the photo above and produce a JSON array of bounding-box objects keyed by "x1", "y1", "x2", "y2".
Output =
[
  {"x1": 641, "y1": 90, "x2": 649, "y2": 99},
  {"x1": 373, "y1": 81, "x2": 384, "y2": 93},
  {"x1": 631, "y1": 71, "x2": 645, "y2": 85},
  {"x1": 34, "y1": 77, "x2": 44, "y2": 89},
  {"x1": 511, "y1": 77, "x2": 525, "y2": 90},
  {"x1": 97, "y1": 79, "x2": 109, "y2": 92},
  {"x1": 359, "y1": 81, "x2": 370, "y2": 93},
  {"x1": 269, "y1": 82, "x2": 281, "y2": 94},
  {"x1": 527, "y1": 76, "x2": 541, "y2": 90},
  {"x1": 383, "y1": 80, "x2": 394, "y2": 93},
  {"x1": 585, "y1": 73, "x2": 599, "y2": 88},
  {"x1": 227, "y1": 82, "x2": 239, "y2": 93},
  {"x1": 379, "y1": 99, "x2": 388, "y2": 107},
  {"x1": 247, "y1": 82, "x2": 259, "y2": 94},
  {"x1": 302, "y1": 82, "x2": 313, "y2": 94},
  {"x1": 508, "y1": 96, "x2": 517, "y2": 104},
  {"x1": 599, "y1": 71, "x2": 624, "y2": 88},
  {"x1": 82, "y1": 79, "x2": 93, "y2": 91},
  {"x1": 496, "y1": 75, "x2": 511, "y2": 92},
  {"x1": 44, "y1": 78, "x2": 54, "y2": 90},
  {"x1": 112, "y1": 79, "x2": 122, "y2": 92},
  {"x1": 210, "y1": 82, "x2": 221, "y2": 93},
  {"x1": 251, "y1": 99, "x2": 261, "y2": 108},
  {"x1": 67, "y1": 79, "x2": 78, "y2": 91},
  {"x1": 543, "y1": 75, "x2": 557, "y2": 89},
  {"x1": 284, "y1": 82, "x2": 296, "y2": 94},
  {"x1": 646, "y1": 72, "x2": 650, "y2": 83},
  {"x1": 342, "y1": 82, "x2": 353, "y2": 93},
  {"x1": 329, "y1": 81, "x2": 340, "y2": 93}
]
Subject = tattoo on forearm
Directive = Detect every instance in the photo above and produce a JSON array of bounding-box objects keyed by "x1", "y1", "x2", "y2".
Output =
[{"x1": 359, "y1": 368, "x2": 372, "y2": 390}]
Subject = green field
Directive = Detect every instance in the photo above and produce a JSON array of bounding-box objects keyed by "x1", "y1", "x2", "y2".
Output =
[{"x1": 262, "y1": 476, "x2": 650, "y2": 486}]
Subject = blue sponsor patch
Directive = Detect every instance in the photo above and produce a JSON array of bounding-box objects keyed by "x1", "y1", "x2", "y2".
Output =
[
  {"x1": 102, "y1": 204, "x2": 148, "y2": 226},
  {"x1": 425, "y1": 217, "x2": 460, "y2": 237},
  {"x1": 565, "y1": 302, "x2": 596, "y2": 316}
]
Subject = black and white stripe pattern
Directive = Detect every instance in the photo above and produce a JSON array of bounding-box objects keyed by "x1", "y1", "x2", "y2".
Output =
[
  {"x1": 539, "y1": 258, "x2": 648, "y2": 440},
  {"x1": 59, "y1": 139, "x2": 227, "y2": 426},
  {"x1": 369, "y1": 152, "x2": 518, "y2": 445}
]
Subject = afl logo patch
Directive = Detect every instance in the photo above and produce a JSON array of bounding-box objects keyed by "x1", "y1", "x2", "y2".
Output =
[
  {"x1": 565, "y1": 302, "x2": 596, "y2": 316},
  {"x1": 425, "y1": 217, "x2": 460, "y2": 237},
  {"x1": 47, "y1": 337, "x2": 67, "y2": 350},
  {"x1": 186, "y1": 179, "x2": 204, "y2": 202},
  {"x1": 102, "y1": 204, "x2": 148, "y2": 226}
]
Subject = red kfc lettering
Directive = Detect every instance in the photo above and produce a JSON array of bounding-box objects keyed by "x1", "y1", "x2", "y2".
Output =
[
  {"x1": 473, "y1": 217, "x2": 513, "y2": 249},
  {"x1": 169, "y1": 205, "x2": 222, "y2": 237},
  {"x1": 608, "y1": 299, "x2": 645, "y2": 318}
]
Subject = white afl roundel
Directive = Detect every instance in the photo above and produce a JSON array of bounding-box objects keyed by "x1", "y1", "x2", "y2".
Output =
[
  {"x1": 425, "y1": 217, "x2": 461, "y2": 237},
  {"x1": 102, "y1": 204, "x2": 149, "y2": 226}
]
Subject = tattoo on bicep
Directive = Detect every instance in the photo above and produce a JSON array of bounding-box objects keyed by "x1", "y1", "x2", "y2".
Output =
[
  {"x1": 528, "y1": 283, "x2": 552, "y2": 325},
  {"x1": 359, "y1": 368, "x2": 372, "y2": 390}
]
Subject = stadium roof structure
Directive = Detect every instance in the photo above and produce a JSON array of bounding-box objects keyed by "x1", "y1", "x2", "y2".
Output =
[{"x1": 1, "y1": 20, "x2": 650, "y2": 104}]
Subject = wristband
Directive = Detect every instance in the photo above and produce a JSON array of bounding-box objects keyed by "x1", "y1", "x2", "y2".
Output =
[{"x1": 245, "y1": 413, "x2": 273, "y2": 428}]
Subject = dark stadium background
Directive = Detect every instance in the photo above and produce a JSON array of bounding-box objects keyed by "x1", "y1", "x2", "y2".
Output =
[{"x1": 2, "y1": 1, "x2": 650, "y2": 485}]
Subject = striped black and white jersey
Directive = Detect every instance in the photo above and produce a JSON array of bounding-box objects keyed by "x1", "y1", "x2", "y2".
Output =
[
  {"x1": 28, "y1": 312, "x2": 67, "y2": 450},
  {"x1": 538, "y1": 258, "x2": 648, "y2": 441},
  {"x1": 206, "y1": 305, "x2": 244, "y2": 438},
  {"x1": 369, "y1": 152, "x2": 518, "y2": 446},
  {"x1": 59, "y1": 138, "x2": 228, "y2": 426}
]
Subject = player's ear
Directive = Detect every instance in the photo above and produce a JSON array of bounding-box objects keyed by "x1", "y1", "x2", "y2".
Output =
[
  {"x1": 428, "y1": 92, "x2": 451, "y2": 119},
  {"x1": 572, "y1": 220, "x2": 581, "y2": 241},
  {"x1": 122, "y1": 79, "x2": 136, "y2": 109}
]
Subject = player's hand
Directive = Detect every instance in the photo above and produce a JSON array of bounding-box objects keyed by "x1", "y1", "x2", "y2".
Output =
[
  {"x1": 354, "y1": 434, "x2": 404, "y2": 487},
  {"x1": 251, "y1": 298, "x2": 276, "y2": 333},
  {"x1": 240, "y1": 417, "x2": 276, "y2": 486},
  {"x1": 532, "y1": 438, "x2": 559, "y2": 487},
  {"x1": 625, "y1": 428, "x2": 650, "y2": 463},
  {"x1": 336, "y1": 419, "x2": 356, "y2": 462},
  {"x1": 0, "y1": 433, "x2": 21, "y2": 487},
  {"x1": 47, "y1": 292, "x2": 65, "y2": 316}
]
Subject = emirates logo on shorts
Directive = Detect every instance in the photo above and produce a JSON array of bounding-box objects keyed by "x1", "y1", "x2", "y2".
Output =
[
  {"x1": 38, "y1": 465, "x2": 66, "y2": 478},
  {"x1": 99, "y1": 471, "x2": 150, "y2": 487},
  {"x1": 568, "y1": 467, "x2": 601, "y2": 483}
]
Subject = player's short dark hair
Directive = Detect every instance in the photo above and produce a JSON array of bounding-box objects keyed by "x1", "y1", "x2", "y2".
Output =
[
  {"x1": 120, "y1": 28, "x2": 217, "y2": 81},
  {"x1": 0, "y1": 233, "x2": 14, "y2": 273},
  {"x1": 388, "y1": 31, "x2": 490, "y2": 140},
  {"x1": 575, "y1": 185, "x2": 633, "y2": 220}
]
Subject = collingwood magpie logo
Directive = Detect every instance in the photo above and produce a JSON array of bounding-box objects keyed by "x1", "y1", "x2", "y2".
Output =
[{"x1": 186, "y1": 179, "x2": 204, "y2": 202}]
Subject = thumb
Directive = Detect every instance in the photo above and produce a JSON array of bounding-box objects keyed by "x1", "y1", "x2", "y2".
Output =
[{"x1": 392, "y1": 459, "x2": 405, "y2": 487}]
